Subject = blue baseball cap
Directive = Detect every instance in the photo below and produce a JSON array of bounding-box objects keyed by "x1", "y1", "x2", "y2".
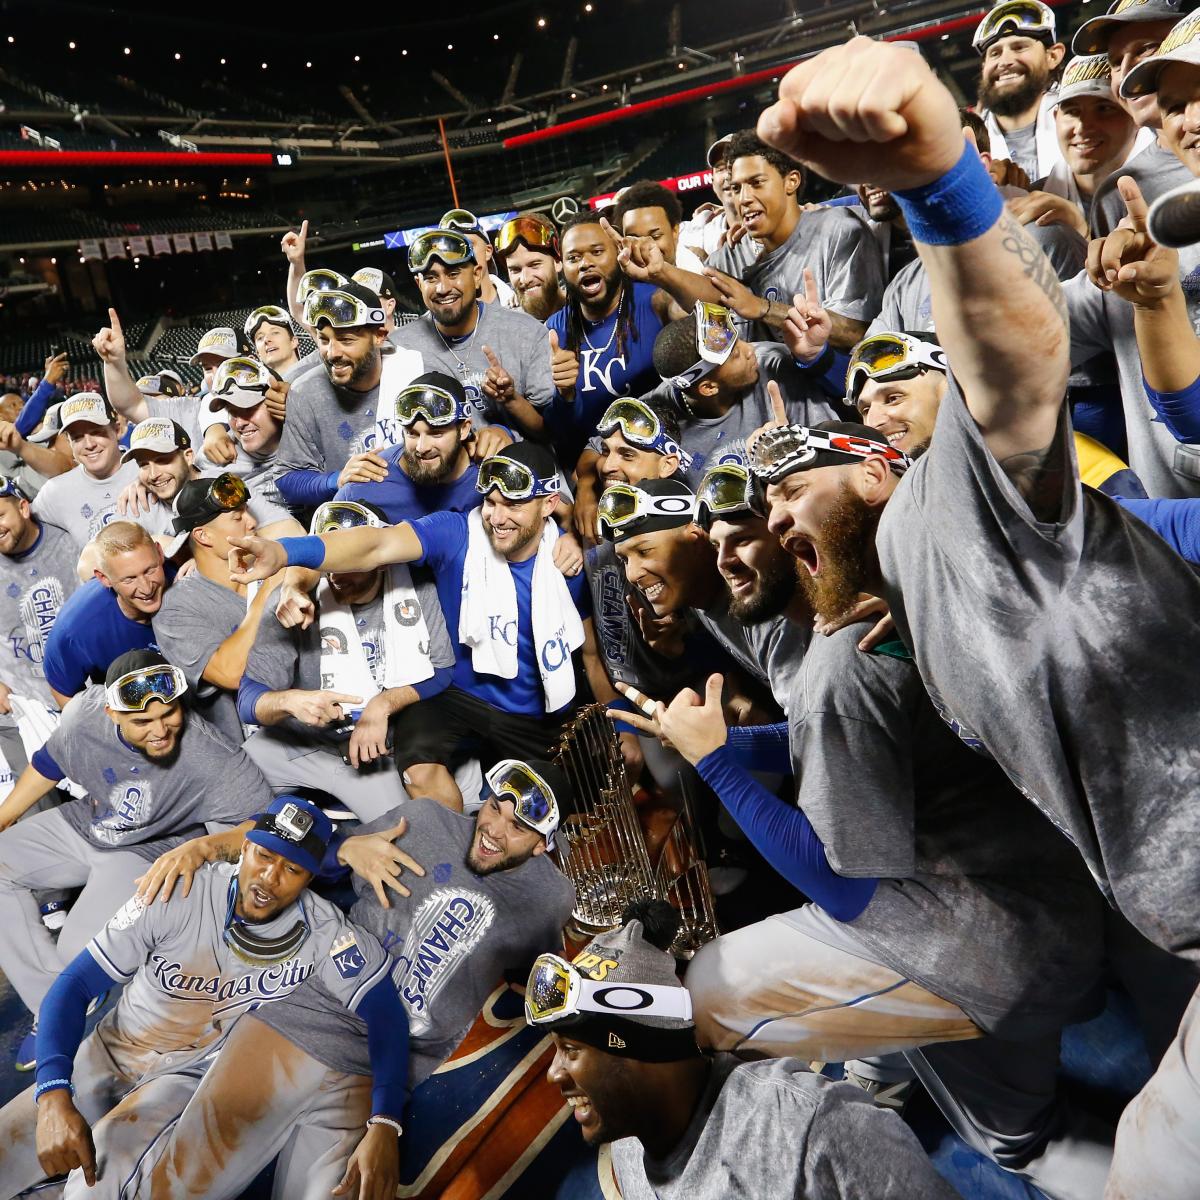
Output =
[{"x1": 245, "y1": 796, "x2": 333, "y2": 876}]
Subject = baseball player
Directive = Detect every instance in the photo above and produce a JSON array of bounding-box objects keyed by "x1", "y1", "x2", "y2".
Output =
[
  {"x1": 0, "y1": 795, "x2": 407, "y2": 1200},
  {"x1": 114, "y1": 758, "x2": 575, "y2": 1200}
]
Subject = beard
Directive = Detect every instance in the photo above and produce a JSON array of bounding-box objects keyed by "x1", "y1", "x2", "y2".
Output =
[
  {"x1": 325, "y1": 345, "x2": 381, "y2": 390},
  {"x1": 517, "y1": 280, "x2": 562, "y2": 321},
  {"x1": 403, "y1": 445, "x2": 460, "y2": 484},
  {"x1": 796, "y1": 484, "x2": 880, "y2": 622},
  {"x1": 979, "y1": 61, "x2": 1050, "y2": 118},
  {"x1": 727, "y1": 553, "x2": 803, "y2": 624},
  {"x1": 565, "y1": 267, "x2": 621, "y2": 314},
  {"x1": 464, "y1": 840, "x2": 536, "y2": 877},
  {"x1": 485, "y1": 517, "x2": 541, "y2": 558}
]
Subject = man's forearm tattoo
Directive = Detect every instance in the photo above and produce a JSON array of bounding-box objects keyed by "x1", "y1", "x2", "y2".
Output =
[{"x1": 998, "y1": 214, "x2": 1069, "y2": 330}]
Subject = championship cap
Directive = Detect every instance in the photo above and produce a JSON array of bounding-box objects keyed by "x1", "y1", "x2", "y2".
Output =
[
  {"x1": 57, "y1": 391, "x2": 117, "y2": 433},
  {"x1": 351, "y1": 267, "x2": 397, "y2": 300},
  {"x1": 706, "y1": 134, "x2": 733, "y2": 167},
  {"x1": 337, "y1": 278, "x2": 385, "y2": 311},
  {"x1": 598, "y1": 478, "x2": 696, "y2": 544},
  {"x1": 1148, "y1": 175, "x2": 1200, "y2": 245},
  {"x1": 27, "y1": 402, "x2": 64, "y2": 445},
  {"x1": 245, "y1": 795, "x2": 334, "y2": 877},
  {"x1": 1073, "y1": 0, "x2": 1192, "y2": 56},
  {"x1": 135, "y1": 369, "x2": 186, "y2": 398},
  {"x1": 1053, "y1": 55, "x2": 1121, "y2": 105},
  {"x1": 121, "y1": 418, "x2": 192, "y2": 463},
  {"x1": 189, "y1": 327, "x2": 240, "y2": 365},
  {"x1": 1121, "y1": 5, "x2": 1200, "y2": 93}
]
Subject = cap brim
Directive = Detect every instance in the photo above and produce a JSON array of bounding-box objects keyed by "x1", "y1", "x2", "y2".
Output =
[
  {"x1": 1148, "y1": 177, "x2": 1200, "y2": 246},
  {"x1": 1122, "y1": 42, "x2": 1200, "y2": 96},
  {"x1": 162, "y1": 530, "x2": 190, "y2": 557},
  {"x1": 207, "y1": 391, "x2": 261, "y2": 412},
  {"x1": 1053, "y1": 80, "x2": 1119, "y2": 105},
  {"x1": 189, "y1": 348, "x2": 235, "y2": 365},
  {"x1": 121, "y1": 439, "x2": 179, "y2": 463},
  {"x1": 1074, "y1": 9, "x2": 1175, "y2": 55},
  {"x1": 27, "y1": 427, "x2": 59, "y2": 445}
]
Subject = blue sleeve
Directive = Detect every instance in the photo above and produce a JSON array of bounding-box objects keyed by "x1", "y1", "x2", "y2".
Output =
[
  {"x1": 237, "y1": 676, "x2": 271, "y2": 725},
  {"x1": 412, "y1": 664, "x2": 452, "y2": 702},
  {"x1": 821, "y1": 195, "x2": 862, "y2": 208},
  {"x1": 357, "y1": 975, "x2": 410, "y2": 1119},
  {"x1": 696, "y1": 744, "x2": 877, "y2": 921},
  {"x1": 726, "y1": 723, "x2": 792, "y2": 774},
  {"x1": 409, "y1": 511, "x2": 465, "y2": 569},
  {"x1": 16, "y1": 379, "x2": 56, "y2": 439},
  {"x1": 1143, "y1": 375, "x2": 1200, "y2": 444},
  {"x1": 568, "y1": 567, "x2": 593, "y2": 620},
  {"x1": 1113, "y1": 497, "x2": 1200, "y2": 563},
  {"x1": 42, "y1": 627, "x2": 84, "y2": 698},
  {"x1": 35, "y1": 951, "x2": 113, "y2": 1091},
  {"x1": 277, "y1": 468, "x2": 341, "y2": 507},
  {"x1": 31, "y1": 746, "x2": 64, "y2": 781}
]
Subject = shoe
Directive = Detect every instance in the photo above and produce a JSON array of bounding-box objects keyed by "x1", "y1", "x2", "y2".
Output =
[
  {"x1": 15, "y1": 1022, "x2": 37, "y2": 1072},
  {"x1": 39, "y1": 900, "x2": 68, "y2": 933},
  {"x1": 843, "y1": 1067, "x2": 916, "y2": 1114}
]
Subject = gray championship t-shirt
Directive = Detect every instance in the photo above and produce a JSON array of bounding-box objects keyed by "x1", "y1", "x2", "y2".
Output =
[
  {"x1": 32, "y1": 460, "x2": 142, "y2": 551},
  {"x1": 611, "y1": 1055, "x2": 960, "y2": 1200},
  {"x1": 253, "y1": 797, "x2": 576, "y2": 1085},
  {"x1": 694, "y1": 600, "x2": 810, "y2": 714},
  {"x1": 1090, "y1": 138, "x2": 1189, "y2": 238},
  {"x1": 145, "y1": 397, "x2": 205, "y2": 452},
  {"x1": 276, "y1": 367, "x2": 381, "y2": 477},
  {"x1": 43, "y1": 687, "x2": 270, "y2": 860},
  {"x1": 152, "y1": 572, "x2": 248, "y2": 745},
  {"x1": 708, "y1": 207, "x2": 885, "y2": 343},
  {"x1": 877, "y1": 379, "x2": 1200, "y2": 959},
  {"x1": 390, "y1": 304, "x2": 555, "y2": 430},
  {"x1": 131, "y1": 471, "x2": 293, "y2": 542},
  {"x1": 244, "y1": 566, "x2": 453, "y2": 759},
  {"x1": 195, "y1": 441, "x2": 290, "y2": 521},
  {"x1": 789, "y1": 625, "x2": 1103, "y2": 1035},
  {"x1": 1001, "y1": 121, "x2": 1038, "y2": 181},
  {"x1": 0, "y1": 521, "x2": 81, "y2": 707},
  {"x1": 86, "y1": 861, "x2": 389, "y2": 1082}
]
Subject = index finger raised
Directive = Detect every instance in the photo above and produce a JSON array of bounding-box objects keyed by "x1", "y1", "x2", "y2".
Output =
[
  {"x1": 1118, "y1": 175, "x2": 1150, "y2": 232},
  {"x1": 766, "y1": 379, "x2": 788, "y2": 425}
]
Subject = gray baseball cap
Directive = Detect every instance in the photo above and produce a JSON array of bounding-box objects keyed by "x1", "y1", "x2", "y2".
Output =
[
  {"x1": 1121, "y1": 4, "x2": 1200, "y2": 93},
  {"x1": 1073, "y1": 0, "x2": 1192, "y2": 56}
]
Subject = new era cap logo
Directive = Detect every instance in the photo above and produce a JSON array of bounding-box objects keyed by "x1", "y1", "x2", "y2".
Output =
[{"x1": 607, "y1": 1032, "x2": 626, "y2": 1049}]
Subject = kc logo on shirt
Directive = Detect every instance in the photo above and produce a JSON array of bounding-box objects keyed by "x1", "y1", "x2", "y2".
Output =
[
  {"x1": 580, "y1": 349, "x2": 627, "y2": 397},
  {"x1": 331, "y1": 932, "x2": 366, "y2": 980}
]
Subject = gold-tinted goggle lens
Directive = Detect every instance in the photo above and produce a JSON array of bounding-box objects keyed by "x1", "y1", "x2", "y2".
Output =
[
  {"x1": 974, "y1": 0, "x2": 1053, "y2": 47},
  {"x1": 210, "y1": 473, "x2": 250, "y2": 509},
  {"x1": 476, "y1": 457, "x2": 555, "y2": 499},
  {"x1": 214, "y1": 357, "x2": 270, "y2": 396},
  {"x1": 311, "y1": 501, "x2": 379, "y2": 534},
  {"x1": 408, "y1": 230, "x2": 475, "y2": 273},
  {"x1": 395, "y1": 385, "x2": 461, "y2": 427},
  {"x1": 303, "y1": 290, "x2": 385, "y2": 330},
  {"x1": 848, "y1": 335, "x2": 913, "y2": 377},
  {"x1": 496, "y1": 216, "x2": 559, "y2": 258},
  {"x1": 696, "y1": 301, "x2": 738, "y2": 361},
  {"x1": 297, "y1": 269, "x2": 349, "y2": 298},
  {"x1": 598, "y1": 398, "x2": 660, "y2": 444},
  {"x1": 695, "y1": 464, "x2": 756, "y2": 527},
  {"x1": 525, "y1": 954, "x2": 576, "y2": 1023},
  {"x1": 596, "y1": 485, "x2": 640, "y2": 532}
]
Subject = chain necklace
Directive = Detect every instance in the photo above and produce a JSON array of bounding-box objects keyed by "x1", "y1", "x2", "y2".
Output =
[
  {"x1": 582, "y1": 287, "x2": 623, "y2": 357},
  {"x1": 436, "y1": 302, "x2": 483, "y2": 375}
]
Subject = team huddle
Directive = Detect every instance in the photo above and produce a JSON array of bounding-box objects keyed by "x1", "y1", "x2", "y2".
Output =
[{"x1": 0, "y1": 1, "x2": 1198, "y2": 1196}]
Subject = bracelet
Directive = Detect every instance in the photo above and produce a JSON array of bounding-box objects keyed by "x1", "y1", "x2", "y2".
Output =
[
  {"x1": 278, "y1": 535, "x2": 326, "y2": 571},
  {"x1": 366, "y1": 1115, "x2": 403, "y2": 1137},
  {"x1": 893, "y1": 142, "x2": 1004, "y2": 248},
  {"x1": 35, "y1": 1079, "x2": 73, "y2": 1102}
]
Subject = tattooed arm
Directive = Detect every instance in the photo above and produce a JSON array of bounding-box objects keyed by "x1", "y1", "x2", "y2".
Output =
[
  {"x1": 919, "y1": 212, "x2": 1070, "y2": 515},
  {"x1": 134, "y1": 821, "x2": 256, "y2": 904}
]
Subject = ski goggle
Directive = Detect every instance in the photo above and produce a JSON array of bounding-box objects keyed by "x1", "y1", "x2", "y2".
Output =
[
  {"x1": 395, "y1": 383, "x2": 468, "y2": 428},
  {"x1": 310, "y1": 500, "x2": 384, "y2": 534},
  {"x1": 596, "y1": 483, "x2": 696, "y2": 539},
  {"x1": 440, "y1": 208, "x2": 485, "y2": 236},
  {"x1": 495, "y1": 215, "x2": 560, "y2": 259},
  {"x1": 485, "y1": 758, "x2": 560, "y2": 848},
  {"x1": 693, "y1": 463, "x2": 764, "y2": 530},
  {"x1": 212, "y1": 356, "x2": 273, "y2": 404},
  {"x1": 303, "y1": 289, "x2": 386, "y2": 330},
  {"x1": 135, "y1": 372, "x2": 186, "y2": 397},
  {"x1": 845, "y1": 333, "x2": 948, "y2": 408},
  {"x1": 668, "y1": 302, "x2": 739, "y2": 395},
  {"x1": 200, "y1": 472, "x2": 251, "y2": 511},
  {"x1": 297, "y1": 269, "x2": 350, "y2": 300},
  {"x1": 408, "y1": 229, "x2": 475, "y2": 274},
  {"x1": 0, "y1": 476, "x2": 29, "y2": 503},
  {"x1": 973, "y1": 0, "x2": 1056, "y2": 51},
  {"x1": 476, "y1": 455, "x2": 560, "y2": 500},
  {"x1": 597, "y1": 397, "x2": 687, "y2": 461},
  {"x1": 105, "y1": 664, "x2": 188, "y2": 713},
  {"x1": 244, "y1": 305, "x2": 293, "y2": 341},
  {"x1": 524, "y1": 952, "x2": 694, "y2": 1026},
  {"x1": 750, "y1": 424, "x2": 912, "y2": 483}
]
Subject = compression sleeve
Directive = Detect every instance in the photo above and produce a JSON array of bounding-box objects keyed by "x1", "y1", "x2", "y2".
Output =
[
  {"x1": 696, "y1": 744, "x2": 877, "y2": 921},
  {"x1": 16, "y1": 379, "x2": 57, "y2": 439},
  {"x1": 726, "y1": 723, "x2": 792, "y2": 774},
  {"x1": 1113, "y1": 497, "x2": 1200, "y2": 564},
  {"x1": 35, "y1": 950, "x2": 113, "y2": 1091},
  {"x1": 357, "y1": 975, "x2": 410, "y2": 1119},
  {"x1": 412, "y1": 664, "x2": 452, "y2": 702},
  {"x1": 237, "y1": 676, "x2": 271, "y2": 726},
  {"x1": 277, "y1": 468, "x2": 341, "y2": 507},
  {"x1": 1143, "y1": 375, "x2": 1200, "y2": 444}
]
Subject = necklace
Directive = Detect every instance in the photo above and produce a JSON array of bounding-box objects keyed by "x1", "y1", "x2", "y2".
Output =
[
  {"x1": 582, "y1": 288, "x2": 623, "y2": 357},
  {"x1": 435, "y1": 302, "x2": 482, "y2": 376}
]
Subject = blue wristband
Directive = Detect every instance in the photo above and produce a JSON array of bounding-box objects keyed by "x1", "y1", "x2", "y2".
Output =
[
  {"x1": 278, "y1": 535, "x2": 326, "y2": 570},
  {"x1": 893, "y1": 142, "x2": 1004, "y2": 247},
  {"x1": 35, "y1": 1079, "x2": 73, "y2": 1102}
]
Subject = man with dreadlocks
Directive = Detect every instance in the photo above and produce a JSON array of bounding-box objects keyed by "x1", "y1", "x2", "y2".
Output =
[{"x1": 545, "y1": 211, "x2": 686, "y2": 466}]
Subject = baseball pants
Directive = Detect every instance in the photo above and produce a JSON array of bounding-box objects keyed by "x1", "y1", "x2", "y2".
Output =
[
  {"x1": 0, "y1": 808, "x2": 145, "y2": 1014},
  {"x1": 1104, "y1": 984, "x2": 1200, "y2": 1200},
  {"x1": 118, "y1": 1015, "x2": 371, "y2": 1200},
  {"x1": 242, "y1": 732, "x2": 409, "y2": 823},
  {"x1": 686, "y1": 905, "x2": 1112, "y2": 1200}
]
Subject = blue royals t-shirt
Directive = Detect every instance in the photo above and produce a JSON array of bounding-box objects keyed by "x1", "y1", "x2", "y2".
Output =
[
  {"x1": 42, "y1": 578, "x2": 159, "y2": 697},
  {"x1": 335, "y1": 452, "x2": 482, "y2": 525},
  {"x1": 545, "y1": 281, "x2": 663, "y2": 464},
  {"x1": 411, "y1": 511, "x2": 591, "y2": 716}
]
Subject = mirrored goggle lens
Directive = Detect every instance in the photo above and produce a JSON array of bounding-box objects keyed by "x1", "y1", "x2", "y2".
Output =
[
  {"x1": 214, "y1": 358, "x2": 270, "y2": 395},
  {"x1": 696, "y1": 302, "x2": 738, "y2": 360},
  {"x1": 596, "y1": 486, "x2": 640, "y2": 530},
  {"x1": 849, "y1": 336, "x2": 913, "y2": 376},
  {"x1": 312, "y1": 501, "x2": 376, "y2": 534},
  {"x1": 598, "y1": 399, "x2": 660, "y2": 444},
  {"x1": 526, "y1": 956, "x2": 574, "y2": 1022},
  {"x1": 113, "y1": 666, "x2": 185, "y2": 712},
  {"x1": 440, "y1": 208, "x2": 480, "y2": 233},
  {"x1": 408, "y1": 230, "x2": 475, "y2": 273},
  {"x1": 696, "y1": 466, "x2": 753, "y2": 517},
  {"x1": 304, "y1": 291, "x2": 384, "y2": 329},
  {"x1": 245, "y1": 306, "x2": 291, "y2": 338},
  {"x1": 210, "y1": 473, "x2": 250, "y2": 509},
  {"x1": 496, "y1": 217, "x2": 558, "y2": 256},
  {"x1": 396, "y1": 386, "x2": 459, "y2": 426},
  {"x1": 0, "y1": 476, "x2": 25, "y2": 500},
  {"x1": 490, "y1": 763, "x2": 553, "y2": 824},
  {"x1": 477, "y1": 457, "x2": 537, "y2": 498},
  {"x1": 298, "y1": 269, "x2": 349, "y2": 297},
  {"x1": 975, "y1": 0, "x2": 1051, "y2": 43}
]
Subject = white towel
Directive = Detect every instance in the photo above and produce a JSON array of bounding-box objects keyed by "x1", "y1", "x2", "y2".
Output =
[
  {"x1": 459, "y1": 508, "x2": 584, "y2": 713},
  {"x1": 10, "y1": 695, "x2": 86, "y2": 799},
  {"x1": 317, "y1": 563, "x2": 435, "y2": 702},
  {"x1": 370, "y1": 344, "x2": 427, "y2": 451}
]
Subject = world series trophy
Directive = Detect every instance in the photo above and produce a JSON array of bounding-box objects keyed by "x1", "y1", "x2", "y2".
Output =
[{"x1": 553, "y1": 704, "x2": 718, "y2": 957}]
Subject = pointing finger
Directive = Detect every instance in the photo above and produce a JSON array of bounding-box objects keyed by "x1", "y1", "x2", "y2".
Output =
[
  {"x1": 482, "y1": 344, "x2": 501, "y2": 369},
  {"x1": 803, "y1": 267, "x2": 820, "y2": 308},
  {"x1": 1118, "y1": 176, "x2": 1149, "y2": 233},
  {"x1": 766, "y1": 379, "x2": 788, "y2": 425}
]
